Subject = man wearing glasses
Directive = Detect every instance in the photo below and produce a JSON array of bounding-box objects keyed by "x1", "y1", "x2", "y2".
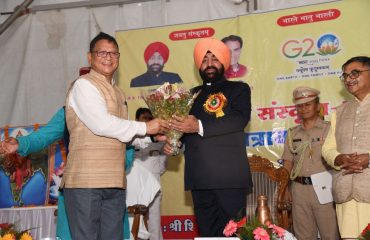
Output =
[
  {"x1": 322, "y1": 56, "x2": 370, "y2": 239},
  {"x1": 63, "y1": 32, "x2": 168, "y2": 240}
]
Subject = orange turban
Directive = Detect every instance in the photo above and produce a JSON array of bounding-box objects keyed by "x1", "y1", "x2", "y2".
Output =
[
  {"x1": 193, "y1": 38, "x2": 231, "y2": 70},
  {"x1": 144, "y1": 42, "x2": 169, "y2": 64}
]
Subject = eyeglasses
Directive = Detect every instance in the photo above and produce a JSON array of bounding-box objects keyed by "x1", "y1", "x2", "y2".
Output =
[
  {"x1": 339, "y1": 69, "x2": 370, "y2": 81},
  {"x1": 93, "y1": 51, "x2": 120, "y2": 59}
]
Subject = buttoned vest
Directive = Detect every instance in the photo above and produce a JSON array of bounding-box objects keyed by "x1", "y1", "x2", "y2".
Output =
[
  {"x1": 333, "y1": 97, "x2": 370, "y2": 203},
  {"x1": 63, "y1": 69, "x2": 128, "y2": 188}
]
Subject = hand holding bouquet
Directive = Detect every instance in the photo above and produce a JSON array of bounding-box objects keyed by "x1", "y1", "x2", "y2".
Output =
[{"x1": 143, "y1": 83, "x2": 196, "y2": 155}]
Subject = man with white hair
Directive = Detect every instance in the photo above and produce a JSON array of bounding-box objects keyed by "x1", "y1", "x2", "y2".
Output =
[{"x1": 322, "y1": 56, "x2": 370, "y2": 239}]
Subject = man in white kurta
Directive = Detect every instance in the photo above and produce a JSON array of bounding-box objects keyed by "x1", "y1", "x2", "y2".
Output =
[{"x1": 131, "y1": 108, "x2": 167, "y2": 240}]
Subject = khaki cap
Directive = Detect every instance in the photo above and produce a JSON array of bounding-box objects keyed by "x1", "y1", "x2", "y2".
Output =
[{"x1": 293, "y1": 86, "x2": 320, "y2": 104}]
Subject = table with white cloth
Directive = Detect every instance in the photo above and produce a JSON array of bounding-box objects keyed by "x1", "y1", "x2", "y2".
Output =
[{"x1": 0, "y1": 205, "x2": 57, "y2": 239}]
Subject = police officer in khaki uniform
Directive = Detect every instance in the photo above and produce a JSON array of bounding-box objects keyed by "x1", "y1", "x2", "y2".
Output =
[{"x1": 282, "y1": 86, "x2": 339, "y2": 240}]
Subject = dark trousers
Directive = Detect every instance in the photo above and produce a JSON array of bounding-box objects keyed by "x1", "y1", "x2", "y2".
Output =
[
  {"x1": 64, "y1": 188, "x2": 126, "y2": 240},
  {"x1": 191, "y1": 188, "x2": 248, "y2": 237}
]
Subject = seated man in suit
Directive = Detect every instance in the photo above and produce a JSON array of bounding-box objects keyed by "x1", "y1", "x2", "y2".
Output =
[{"x1": 130, "y1": 41, "x2": 183, "y2": 88}]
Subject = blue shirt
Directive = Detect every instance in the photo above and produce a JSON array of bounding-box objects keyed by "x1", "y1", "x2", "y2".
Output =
[
  {"x1": 16, "y1": 107, "x2": 135, "y2": 170},
  {"x1": 17, "y1": 107, "x2": 65, "y2": 157}
]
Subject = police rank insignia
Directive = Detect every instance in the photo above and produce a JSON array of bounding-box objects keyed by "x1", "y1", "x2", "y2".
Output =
[{"x1": 203, "y1": 93, "x2": 227, "y2": 118}]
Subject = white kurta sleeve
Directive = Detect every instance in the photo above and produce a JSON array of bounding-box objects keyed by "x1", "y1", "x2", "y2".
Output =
[{"x1": 68, "y1": 79, "x2": 146, "y2": 142}]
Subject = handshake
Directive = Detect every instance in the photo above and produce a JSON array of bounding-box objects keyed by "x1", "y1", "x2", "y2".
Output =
[
  {"x1": 0, "y1": 114, "x2": 200, "y2": 157},
  {"x1": 147, "y1": 115, "x2": 200, "y2": 156}
]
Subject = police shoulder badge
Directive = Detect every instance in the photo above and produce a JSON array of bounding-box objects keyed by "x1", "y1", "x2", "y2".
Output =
[{"x1": 203, "y1": 92, "x2": 227, "y2": 118}]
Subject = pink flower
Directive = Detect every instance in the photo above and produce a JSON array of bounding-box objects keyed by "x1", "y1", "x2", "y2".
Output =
[
  {"x1": 269, "y1": 224, "x2": 285, "y2": 237},
  {"x1": 253, "y1": 227, "x2": 270, "y2": 240},
  {"x1": 223, "y1": 220, "x2": 238, "y2": 237}
]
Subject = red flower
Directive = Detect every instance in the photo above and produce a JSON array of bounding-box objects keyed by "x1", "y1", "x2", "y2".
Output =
[
  {"x1": 236, "y1": 217, "x2": 247, "y2": 228},
  {"x1": 362, "y1": 223, "x2": 370, "y2": 234},
  {"x1": 361, "y1": 223, "x2": 370, "y2": 238},
  {"x1": 0, "y1": 223, "x2": 11, "y2": 229}
]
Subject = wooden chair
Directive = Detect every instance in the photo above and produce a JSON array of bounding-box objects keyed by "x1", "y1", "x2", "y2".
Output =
[
  {"x1": 127, "y1": 204, "x2": 149, "y2": 240},
  {"x1": 246, "y1": 155, "x2": 292, "y2": 230},
  {"x1": 54, "y1": 204, "x2": 148, "y2": 240}
]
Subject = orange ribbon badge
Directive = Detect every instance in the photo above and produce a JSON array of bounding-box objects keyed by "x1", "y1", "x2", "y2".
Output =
[{"x1": 203, "y1": 93, "x2": 227, "y2": 118}]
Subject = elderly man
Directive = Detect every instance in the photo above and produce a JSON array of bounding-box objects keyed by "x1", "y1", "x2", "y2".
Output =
[
  {"x1": 164, "y1": 38, "x2": 253, "y2": 237},
  {"x1": 282, "y1": 86, "x2": 338, "y2": 240},
  {"x1": 221, "y1": 35, "x2": 247, "y2": 79},
  {"x1": 63, "y1": 32, "x2": 168, "y2": 240},
  {"x1": 130, "y1": 41, "x2": 182, "y2": 87},
  {"x1": 322, "y1": 56, "x2": 370, "y2": 239}
]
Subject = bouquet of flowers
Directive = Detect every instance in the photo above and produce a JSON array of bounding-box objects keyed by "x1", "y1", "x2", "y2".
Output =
[
  {"x1": 143, "y1": 82, "x2": 196, "y2": 155},
  {"x1": 359, "y1": 223, "x2": 370, "y2": 240},
  {"x1": 0, "y1": 223, "x2": 33, "y2": 240},
  {"x1": 223, "y1": 217, "x2": 296, "y2": 240}
]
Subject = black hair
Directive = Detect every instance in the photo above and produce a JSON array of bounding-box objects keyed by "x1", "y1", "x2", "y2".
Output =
[
  {"x1": 221, "y1": 35, "x2": 243, "y2": 48},
  {"x1": 89, "y1": 32, "x2": 118, "y2": 52},
  {"x1": 342, "y1": 56, "x2": 370, "y2": 70},
  {"x1": 135, "y1": 107, "x2": 152, "y2": 120}
]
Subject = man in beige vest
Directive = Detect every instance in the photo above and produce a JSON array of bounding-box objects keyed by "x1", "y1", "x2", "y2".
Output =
[
  {"x1": 322, "y1": 56, "x2": 370, "y2": 239},
  {"x1": 63, "y1": 32, "x2": 168, "y2": 240},
  {"x1": 282, "y1": 86, "x2": 339, "y2": 240}
]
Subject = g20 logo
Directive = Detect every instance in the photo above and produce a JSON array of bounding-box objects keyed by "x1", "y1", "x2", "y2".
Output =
[{"x1": 282, "y1": 34, "x2": 341, "y2": 59}]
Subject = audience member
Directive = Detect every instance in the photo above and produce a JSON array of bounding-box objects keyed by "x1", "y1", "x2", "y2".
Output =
[{"x1": 131, "y1": 107, "x2": 167, "y2": 240}]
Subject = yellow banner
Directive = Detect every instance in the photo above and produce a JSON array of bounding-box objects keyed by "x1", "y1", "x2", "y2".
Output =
[{"x1": 116, "y1": 0, "x2": 370, "y2": 216}]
